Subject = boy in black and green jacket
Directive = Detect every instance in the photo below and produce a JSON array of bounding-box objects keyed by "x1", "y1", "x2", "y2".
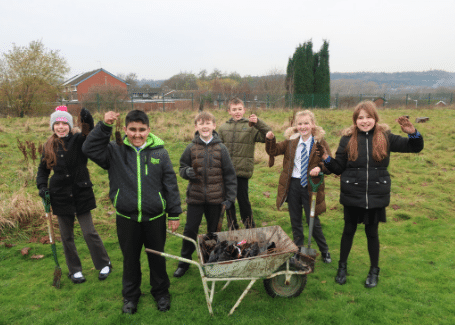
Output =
[
  {"x1": 218, "y1": 97, "x2": 272, "y2": 229},
  {"x1": 82, "y1": 110, "x2": 182, "y2": 314}
]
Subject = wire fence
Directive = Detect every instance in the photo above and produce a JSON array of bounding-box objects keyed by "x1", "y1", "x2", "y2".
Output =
[{"x1": 1, "y1": 91, "x2": 454, "y2": 117}]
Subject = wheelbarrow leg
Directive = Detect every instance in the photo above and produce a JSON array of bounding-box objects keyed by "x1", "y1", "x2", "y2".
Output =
[
  {"x1": 228, "y1": 279, "x2": 257, "y2": 316},
  {"x1": 201, "y1": 276, "x2": 214, "y2": 315}
]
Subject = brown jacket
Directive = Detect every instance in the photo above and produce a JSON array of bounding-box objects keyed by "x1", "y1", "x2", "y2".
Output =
[{"x1": 265, "y1": 128, "x2": 332, "y2": 214}]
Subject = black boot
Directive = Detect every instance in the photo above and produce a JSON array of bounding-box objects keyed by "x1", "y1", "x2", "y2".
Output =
[
  {"x1": 365, "y1": 266, "x2": 380, "y2": 288},
  {"x1": 335, "y1": 262, "x2": 347, "y2": 285}
]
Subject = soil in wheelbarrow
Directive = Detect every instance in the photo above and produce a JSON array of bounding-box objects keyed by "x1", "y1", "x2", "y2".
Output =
[{"x1": 200, "y1": 232, "x2": 277, "y2": 264}]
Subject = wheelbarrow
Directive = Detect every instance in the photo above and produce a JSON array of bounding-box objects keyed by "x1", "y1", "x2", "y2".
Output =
[{"x1": 145, "y1": 225, "x2": 313, "y2": 316}]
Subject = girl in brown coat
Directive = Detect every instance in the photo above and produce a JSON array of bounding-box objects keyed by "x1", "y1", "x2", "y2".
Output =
[{"x1": 265, "y1": 110, "x2": 332, "y2": 263}]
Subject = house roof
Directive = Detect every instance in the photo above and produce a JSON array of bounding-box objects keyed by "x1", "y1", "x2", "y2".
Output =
[{"x1": 62, "y1": 68, "x2": 127, "y2": 86}]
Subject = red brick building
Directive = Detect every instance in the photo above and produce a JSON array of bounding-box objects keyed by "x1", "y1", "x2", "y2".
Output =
[{"x1": 62, "y1": 68, "x2": 128, "y2": 102}]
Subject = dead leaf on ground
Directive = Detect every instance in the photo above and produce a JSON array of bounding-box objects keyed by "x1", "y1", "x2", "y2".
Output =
[
  {"x1": 108, "y1": 211, "x2": 115, "y2": 215},
  {"x1": 321, "y1": 280, "x2": 327, "y2": 284},
  {"x1": 261, "y1": 222, "x2": 268, "y2": 227},
  {"x1": 31, "y1": 255, "x2": 45, "y2": 259},
  {"x1": 29, "y1": 237, "x2": 38, "y2": 243},
  {"x1": 5, "y1": 243, "x2": 16, "y2": 248},
  {"x1": 21, "y1": 247, "x2": 30, "y2": 255},
  {"x1": 40, "y1": 236, "x2": 50, "y2": 244},
  {"x1": 421, "y1": 182, "x2": 428, "y2": 187},
  {"x1": 441, "y1": 168, "x2": 447, "y2": 172},
  {"x1": 262, "y1": 191, "x2": 270, "y2": 198},
  {"x1": 392, "y1": 204, "x2": 400, "y2": 210}
]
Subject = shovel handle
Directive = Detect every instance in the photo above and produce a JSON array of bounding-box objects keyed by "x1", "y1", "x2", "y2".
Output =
[{"x1": 309, "y1": 172, "x2": 324, "y2": 193}]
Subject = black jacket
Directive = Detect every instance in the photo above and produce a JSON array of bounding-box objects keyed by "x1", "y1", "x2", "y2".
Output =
[
  {"x1": 325, "y1": 128, "x2": 424, "y2": 209},
  {"x1": 36, "y1": 132, "x2": 96, "y2": 216},
  {"x1": 82, "y1": 122, "x2": 182, "y2": 222}
]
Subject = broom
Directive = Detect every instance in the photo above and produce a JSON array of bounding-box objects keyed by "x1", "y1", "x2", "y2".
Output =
[{"x1": 42, "y1": 192, "x2": 62, "y2": 288}]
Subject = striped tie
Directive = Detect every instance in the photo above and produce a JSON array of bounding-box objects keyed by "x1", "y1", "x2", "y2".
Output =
[{"x1": 300, "y1": 143, "x2": 308, "y2": 187}]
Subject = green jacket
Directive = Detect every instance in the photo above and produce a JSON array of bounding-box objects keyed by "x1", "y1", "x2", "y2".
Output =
[
  {"x1": 218, "y1": 117, "x2": 271, "y2": 179},
  {"x1": 82, "y1": 122, "x2": 182, "y2": 222}
]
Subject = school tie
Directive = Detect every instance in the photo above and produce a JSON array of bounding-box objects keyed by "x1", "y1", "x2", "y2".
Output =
[{"x1": 300, "y1": 143, "x2": 308, "y2": 187}]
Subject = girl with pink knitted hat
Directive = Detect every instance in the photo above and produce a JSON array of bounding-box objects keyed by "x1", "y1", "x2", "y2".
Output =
[{"x1": 37, "y1": 106, "x2": 112, "y2": 284}]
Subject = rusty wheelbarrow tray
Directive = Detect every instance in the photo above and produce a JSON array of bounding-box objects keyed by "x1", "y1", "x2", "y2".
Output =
[{"x1": 145, "y1": 225, "x2": 313, "y2": 316}]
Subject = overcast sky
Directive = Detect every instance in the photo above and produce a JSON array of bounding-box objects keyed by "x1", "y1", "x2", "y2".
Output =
[{"x1": 1, "y1": 0, "x2": 454, "y2": 80}]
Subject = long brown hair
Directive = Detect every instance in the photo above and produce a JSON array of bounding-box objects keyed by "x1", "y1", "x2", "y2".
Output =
[
  {"x1": 344, "y1": 101, "x2": 389, "y2": 162},
  {"x1": 42, "y1": 134, "x2": 66, "y2": 169}
]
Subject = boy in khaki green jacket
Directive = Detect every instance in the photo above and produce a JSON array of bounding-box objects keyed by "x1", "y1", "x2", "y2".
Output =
[{"x1": 218, "y1": 97, "x2": 272, "y2": 229}]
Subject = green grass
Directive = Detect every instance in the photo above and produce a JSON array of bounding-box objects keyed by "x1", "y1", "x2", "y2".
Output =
[{"x1": 1, "y1": 107, "x2": 455, "y2": 324}]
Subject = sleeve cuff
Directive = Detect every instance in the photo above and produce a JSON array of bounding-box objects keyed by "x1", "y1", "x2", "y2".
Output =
[
  {"x1": 408, "y1": 129, "x2": 421, "y2": 139},
  {"x1": 168, "y1": 213, "x2": 180, "y2": 220},
  {"x1": 324, "y1": 156, "x2": 332, "y2": 164}
]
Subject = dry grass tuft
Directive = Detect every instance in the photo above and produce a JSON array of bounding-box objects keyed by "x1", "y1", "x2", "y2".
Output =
[{"x1": 0, "y1": 190, "x2": 44, "y2": 232}]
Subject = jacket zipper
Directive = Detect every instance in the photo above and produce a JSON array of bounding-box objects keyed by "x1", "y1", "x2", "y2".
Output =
[{"x1": 365, "y1": 132, "x2": 369, "y2": 209}]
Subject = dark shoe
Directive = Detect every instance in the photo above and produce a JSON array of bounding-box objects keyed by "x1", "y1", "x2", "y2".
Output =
[
  {"x1": 322, "y1": 252, "x2": 332, "y2": 263},
  {"x1": 156, "y1": 295, "x2": 171, "y2": 312},
  {"x1": 365, "y1": 266, "x2": 380, "y2": 288},
  {"x1": 173, "y1": 267, "x2": 188, "y2": 278},
  {"x1": 335, "y1": 262, "x2": 347, "y2": 285},
  {"x1": 68, "y1": 272, "x2": 86, "y2": 284},
  {"x1": 99, "y1": 265, "x2": 112, "y2": 280},
  {"x1": 122, "y1": 299, "x2": 137, "y2": 314}
]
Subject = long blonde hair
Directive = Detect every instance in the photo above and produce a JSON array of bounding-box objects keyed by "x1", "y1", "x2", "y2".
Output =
[
  {"x1": 292, "y1": 110, "x2": 325, "y2": 142},
  {"x1": 343, "y1": 101, "x2": 389, "y2": 162}
]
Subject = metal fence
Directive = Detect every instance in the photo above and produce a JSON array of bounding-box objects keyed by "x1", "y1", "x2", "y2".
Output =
[{"x1": 1, "y1": 91, "x2": 453, "y2": 117}]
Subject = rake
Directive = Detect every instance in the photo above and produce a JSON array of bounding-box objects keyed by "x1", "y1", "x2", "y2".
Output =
[{"x1": 42, "y1": 192, "x2": 62, "y2": 288}]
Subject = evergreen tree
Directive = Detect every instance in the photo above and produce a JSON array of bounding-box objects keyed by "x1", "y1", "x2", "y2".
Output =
[
  {"x1": 314, "y1": 40, "x2": 330, "y2": 107},
  {"x1": 286, "y1": 39, "x2": 330, "y2": 108}
]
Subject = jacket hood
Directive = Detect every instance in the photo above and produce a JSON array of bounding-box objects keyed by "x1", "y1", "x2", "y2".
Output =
[
  {"x1": 123, "y1": 133, "x2": 164, "y2": 149},
  {"x1": 283, "y1": 126, "x2": 324, "y2": 142}
]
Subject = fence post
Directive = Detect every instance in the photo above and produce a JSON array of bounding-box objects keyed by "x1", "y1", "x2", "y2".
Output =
[
  {"x1": 336, "y1": 94, "x2": 339, "y2": 109},
  {"x1": 191, "y1": 93, "x2": 194, "y2": 110},
  {"x1": 162, "y1": 93, "x2": 165, "y2": 112},
  {"x1": 428, "y1": 93, "x2": 431, "y2": 105},
  {"x1": 266, "y1": 94, "x2": 270, "y2": 108},
  {"x1": 383, "y1": 94, "x2": 386, "y2": 107}
]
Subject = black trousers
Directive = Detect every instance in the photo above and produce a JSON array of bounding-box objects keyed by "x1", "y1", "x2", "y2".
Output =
[
  {"x1": 287, "y1": 178, "x2": 329, "y2": 253},
  {"x1": 116, "y1": 215, "x2": 170, "y2": 303},
  {"x1": 226, "y1": 177, "x2": 255, "y2": 229},
  {"x1": 57, "y1": 211, "x2": 110, "y2": 275},
  {"x1": 178, "y1": 204, "x2": 222, "y2": 269}
]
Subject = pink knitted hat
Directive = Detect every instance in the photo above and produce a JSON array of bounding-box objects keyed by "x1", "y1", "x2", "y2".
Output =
[{"x1": 50, "y1": 106, "x2": 73, "y2": 131}]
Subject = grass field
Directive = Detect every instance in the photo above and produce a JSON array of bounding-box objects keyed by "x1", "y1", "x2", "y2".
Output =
[{"x1": 1, "y1": 106, "x2": 455, "y2": 324}]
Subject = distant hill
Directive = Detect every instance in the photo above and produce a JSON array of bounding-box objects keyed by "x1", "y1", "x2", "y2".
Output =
[{"x1": 331, "y1": 70, "x2": 455, "y2": 88}]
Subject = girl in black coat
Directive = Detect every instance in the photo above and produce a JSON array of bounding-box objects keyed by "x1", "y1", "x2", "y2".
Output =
[
  {"x1": 321, "y1": 101, "x2": 424, "y2": 288},
  {"x1": 36, "y1": 106, "x2": 111, "y2": 284}
]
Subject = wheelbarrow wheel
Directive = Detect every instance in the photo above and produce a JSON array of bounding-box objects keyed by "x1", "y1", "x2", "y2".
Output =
[{"x1": 263, "y1": 264, "x2": 307, "y2": 298}]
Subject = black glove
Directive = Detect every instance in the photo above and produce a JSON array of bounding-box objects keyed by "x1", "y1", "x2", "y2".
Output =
[
  {"x1": 80, "y1": 108, "x2": 94, "y2": 130},
  {"x1": 186, "y1": 167, "x2": 197, "y2": 179},
  {"x1": 221, "y1": 200, "x2": 232, "y2": 210},
  {"x1": 39, "y1": 187, "x2": 49, "y2": 199}
]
